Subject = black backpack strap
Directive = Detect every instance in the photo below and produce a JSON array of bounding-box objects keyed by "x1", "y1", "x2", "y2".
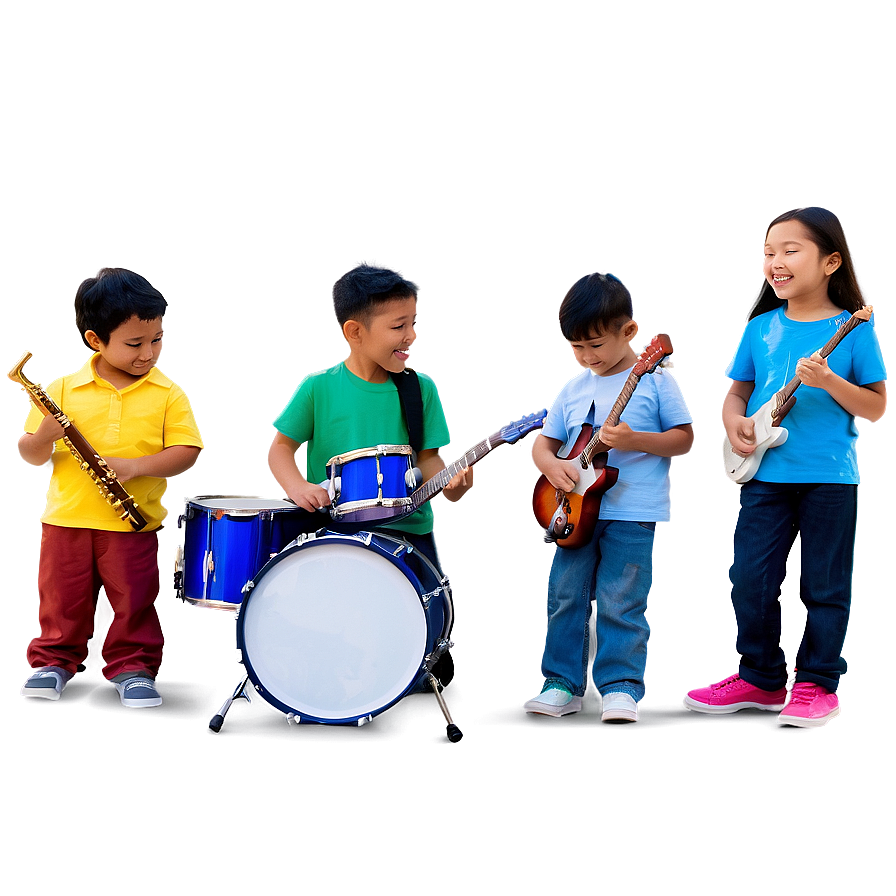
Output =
[{"x1": 389, "y1": 368, "x2": 424, "y2": 452}]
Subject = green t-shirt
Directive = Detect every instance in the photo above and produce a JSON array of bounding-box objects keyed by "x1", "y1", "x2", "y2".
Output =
[{"x1": 273, "y1": 362, "x2": 450, "y2": 534}]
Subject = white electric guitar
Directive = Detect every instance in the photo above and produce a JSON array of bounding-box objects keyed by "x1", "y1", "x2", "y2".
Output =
[{"x1": 723, "y1": 306, "x2": 873, "y2": 483}]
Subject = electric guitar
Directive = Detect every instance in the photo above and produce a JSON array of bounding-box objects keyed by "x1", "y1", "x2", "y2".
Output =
[
  {"x1": 723, "y1": 307, "x2": 873, "y2": 483},
  {"x1": 324, "y1": 410, "x2": 547, "y2": 530},
  {"x1": 533, "y1": 335, "x2": 674, "y2": 548},
  {"x1": 406, "y1": 410, "x2": 547, "y2": 512}
]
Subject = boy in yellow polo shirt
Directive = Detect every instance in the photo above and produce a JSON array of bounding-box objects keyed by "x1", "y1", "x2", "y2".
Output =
[{"x1": 18, "y1": 268, "x2": 202, "y2": 707}]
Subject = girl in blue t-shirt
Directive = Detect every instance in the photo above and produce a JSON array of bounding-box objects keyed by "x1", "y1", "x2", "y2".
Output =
[{"x1": 686, "y1": 207, "x2": 886, "y2": 727}]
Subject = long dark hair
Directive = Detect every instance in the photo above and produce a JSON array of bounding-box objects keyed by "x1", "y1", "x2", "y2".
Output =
[{"x1": 749, "y1": 207, "x2": 865, "y2": 320}]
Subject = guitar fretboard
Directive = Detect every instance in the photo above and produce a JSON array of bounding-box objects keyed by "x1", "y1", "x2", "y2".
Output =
[
  {"x1": 579, "y1": 373, "x2": 642, "y2": 466},
  {"x1": 411, "y1": 436, "x2": 494, "y2": 508},
  {"x1": 776, "y1": 309, "x2": 870, "y2": 409}
]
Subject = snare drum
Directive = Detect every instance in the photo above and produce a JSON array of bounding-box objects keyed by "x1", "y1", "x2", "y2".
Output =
[
  {"x1": 326, "y1": 445, "x2": 416, "y2": 524},
  {"x1": 237, "y1": 530, "x2": 452, "y2": 725},
  {"x1": 176, "y1": 496, "x2": 308, "y2": 609}
]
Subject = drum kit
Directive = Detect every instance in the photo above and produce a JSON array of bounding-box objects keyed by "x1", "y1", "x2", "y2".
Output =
[{"x1": 174, "y1": 446, "x2": 462, "y2": 741}]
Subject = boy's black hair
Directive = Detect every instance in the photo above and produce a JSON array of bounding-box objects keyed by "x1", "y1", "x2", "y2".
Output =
[
  {"x1": 333, "y1": 264, "x2": 418, "y2": 326},
  {"x1": 559, "y1": 272, "x2": 633, "y2": 341},
  {"x1": 750, "y1": 207, "x2": 865, "y2": 320},
  {"x1": 75, "y1": 268, "x2": 167, "y2": 347}
]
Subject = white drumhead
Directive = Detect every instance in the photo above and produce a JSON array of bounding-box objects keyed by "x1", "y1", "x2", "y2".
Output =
[
  {"x1": 240, "y1": 539, "x2": 427, "y2": 720},
  {"x1": 190, "y1": 496, "x2": 296, "y2": 513}
]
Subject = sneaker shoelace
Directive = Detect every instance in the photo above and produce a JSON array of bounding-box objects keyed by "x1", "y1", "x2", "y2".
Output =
[
  {"x1": 715, "y1": 675, "x2": 744, "y2": 693},
  {"x1": 787, "y1": 685, "x2": 821, "y2": 706}
]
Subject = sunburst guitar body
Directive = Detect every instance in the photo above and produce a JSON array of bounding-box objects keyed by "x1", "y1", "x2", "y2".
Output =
[
  {"x1": 532, "y1": 334, "x2": 673, "y2": 548},
  {"x1": 532, "y1": 424, "x2": 619, "y2": 548}
]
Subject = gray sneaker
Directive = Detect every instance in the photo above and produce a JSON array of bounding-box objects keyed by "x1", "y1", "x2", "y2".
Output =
[
  {"x1": 22, "y1": 666, "x2": 73, "y2": 700},
  {"x1": 114, "y1": 676, "x2": 162, "y2": 708},
  {"x1": 524, "y1": 686, "x2": 582, "y2": 717}
]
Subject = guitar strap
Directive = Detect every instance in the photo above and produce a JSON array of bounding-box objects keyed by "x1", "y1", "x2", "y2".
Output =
[{"x1": 389, "y1": 368, "x2": 424, "y2": 453}]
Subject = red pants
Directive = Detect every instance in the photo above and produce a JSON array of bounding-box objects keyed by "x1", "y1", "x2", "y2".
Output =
[{"x1": 28, "y1": 524, "x2": 163, "y2": 680}]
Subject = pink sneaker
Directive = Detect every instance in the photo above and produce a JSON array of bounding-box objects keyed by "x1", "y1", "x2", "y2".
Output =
[
  {"x1": 778, "y1": 682, "x2": 840, "y2": 728},
  {"x1": 684, "y1": 674, "x2": 787, "y2": 714}
]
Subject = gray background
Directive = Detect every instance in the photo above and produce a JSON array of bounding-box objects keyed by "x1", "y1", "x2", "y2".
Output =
[{"x1": 0, "y1": 0, "x2": 894, "y2": 894}]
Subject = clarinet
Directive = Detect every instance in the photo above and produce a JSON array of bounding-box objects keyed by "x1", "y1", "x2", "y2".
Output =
[{"x1": 9, "y1": 352, "x2": 148, "y2": 531}]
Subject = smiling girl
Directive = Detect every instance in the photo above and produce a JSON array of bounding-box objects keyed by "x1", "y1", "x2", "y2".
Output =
[{"x1": 685, "y1": 208, "x2": 887, "y2": 727}]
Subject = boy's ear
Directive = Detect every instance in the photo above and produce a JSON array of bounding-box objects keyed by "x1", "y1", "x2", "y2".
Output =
[
  {"x1": 342, "y1": 319, "x2": 363, "y2": 345},
  {"x1": 84, "y1": 330, "x2": 103, "y2": 351},
  {"x1": 622, "y1": 320, "x2": 639, "y2": 342}
]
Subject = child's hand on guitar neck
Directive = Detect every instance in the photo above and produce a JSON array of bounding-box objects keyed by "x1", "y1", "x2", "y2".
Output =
[
  {"x1": 598, "y1": 422, "x2": 637, "y2": 451},
  {"x1": 795, "y1": 352, "x2": 831, "y2": 389},
  {"x1": 442, "y1": 465, "x2": 473, "y2": 502}
]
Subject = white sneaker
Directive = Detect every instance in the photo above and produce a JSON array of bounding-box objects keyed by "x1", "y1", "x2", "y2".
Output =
[
  {"x1": 524, "y1": 687, "x2": 582, "y2": 717},
  {"x1": 601, "y1": 692, "x2": 638, "y2": 723}
]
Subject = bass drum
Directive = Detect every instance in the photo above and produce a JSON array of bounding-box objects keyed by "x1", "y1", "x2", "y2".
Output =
[{"x1": 236, "y1": 530, "x2": 452, "y2": 725}]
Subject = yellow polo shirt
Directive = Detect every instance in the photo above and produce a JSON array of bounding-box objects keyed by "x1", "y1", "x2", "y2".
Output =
[{"x1": 25, "y1": 355, "x2": 203, "y2": 532}]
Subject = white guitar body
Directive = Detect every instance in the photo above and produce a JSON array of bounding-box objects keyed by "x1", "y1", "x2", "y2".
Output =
[
  {"x1": 565, "y1": 436, "x2": 604, "y2": 495},
  {"x1": 722, "y1": 397, "x2": 790, "y2": 483},
  {"x1": 568, "y1": 460, "x2": 604, "y2": 496}
]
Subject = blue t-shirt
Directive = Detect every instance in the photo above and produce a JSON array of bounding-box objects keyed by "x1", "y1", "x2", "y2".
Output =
[
  {"x1": 727, "y1": 306, "x2": 886, "y2": 484},
  {"x1": 542, "y1": 366, "x2": 692, "y2": 522}
]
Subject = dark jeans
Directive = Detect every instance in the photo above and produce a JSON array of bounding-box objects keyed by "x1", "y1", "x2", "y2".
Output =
[{"x1": 730, "y1": 480, "x2": 857, "y2": 693}]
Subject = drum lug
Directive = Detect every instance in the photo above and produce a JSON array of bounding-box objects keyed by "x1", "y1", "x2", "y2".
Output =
[
  {"x1": 421, "y1": 584, "x2": 447, "y2": 608},
  {"x1": 426, "y1": 638, "x2": 453, "y2": 666},
  {"x1": 287, "y1": 713, "x2": 301, "y2": 725},
  {"x1": 356, "y1": 715, "x2": 373, "y2": 726}
]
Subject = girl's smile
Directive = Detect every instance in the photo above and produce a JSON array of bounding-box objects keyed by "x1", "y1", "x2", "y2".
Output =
[{"x1": 764, "y1": 220, "x2": 841, "y2": 315}]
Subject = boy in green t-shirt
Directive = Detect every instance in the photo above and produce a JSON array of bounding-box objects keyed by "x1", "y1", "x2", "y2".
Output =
[{"x1": 268, "y1": 264, "x2": 472, "y2": 683}]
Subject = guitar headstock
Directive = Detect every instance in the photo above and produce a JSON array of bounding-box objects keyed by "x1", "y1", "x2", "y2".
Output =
[
  {"x1": 496, "y1": 410, "x2": 547, "y2": 445},
  {"x1": 633, "y1": 334, "x2": 673, "y2": 377},
  {"x1": 855, "y1": 305, "x2": 873, "y2": 322}
]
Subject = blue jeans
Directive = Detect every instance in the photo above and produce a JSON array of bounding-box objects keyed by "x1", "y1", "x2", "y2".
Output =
[
  {"x1": 541, "y1": 520, "x2": 655, "y2": 701},
  {"x1": 730, "y1": 481, "x2": 857, "y2": 693}
]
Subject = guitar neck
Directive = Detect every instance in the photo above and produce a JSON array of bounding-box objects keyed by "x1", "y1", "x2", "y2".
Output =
[
  {"x1": 412, "y1": 434, "x2": 497, "y2": 508},
  {"x1": 775, "y1": 310, "x2": 869, "y2": 407},
  {"x1": 579, "y1": 371, "x2": 641, "y2": 465}
]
